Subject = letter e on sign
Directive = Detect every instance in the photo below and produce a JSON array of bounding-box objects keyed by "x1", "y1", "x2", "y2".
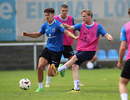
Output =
[{"x1": 0, "y1": 3, "x2": 12, "y2": 19}]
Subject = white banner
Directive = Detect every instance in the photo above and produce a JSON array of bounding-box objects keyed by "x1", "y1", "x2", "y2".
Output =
[{"x1": 16, "y1": 0, "x2": 130, "y2": 41}]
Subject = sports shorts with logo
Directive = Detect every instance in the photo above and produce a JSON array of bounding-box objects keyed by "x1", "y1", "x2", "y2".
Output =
[
  {"x1": 63, "y1": 45, "x2": 74, "y2": 58},
  {"x1": 39, "y1": 47, "x2": 63, "y2": 68}
]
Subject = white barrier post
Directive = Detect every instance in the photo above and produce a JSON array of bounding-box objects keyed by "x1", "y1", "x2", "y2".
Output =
[{"x1": 33, "y1": 43, "x2": 37, "y2": 70}]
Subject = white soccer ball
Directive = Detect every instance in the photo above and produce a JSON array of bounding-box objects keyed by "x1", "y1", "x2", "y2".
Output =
[
  {"x1": 19, "y1": 78, "x2": 31, "y2": 90},
  {"x1": 86, "y1": 61, "x2": 94, "y2": 69}
]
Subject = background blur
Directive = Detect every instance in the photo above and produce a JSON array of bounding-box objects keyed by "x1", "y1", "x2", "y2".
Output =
[{"x1": 0, "y1": 0, "x2": 130, "y2": 70}]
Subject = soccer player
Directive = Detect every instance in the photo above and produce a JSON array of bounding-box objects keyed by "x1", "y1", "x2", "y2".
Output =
[
  {"x1": 45, "y1": 4, "x2": 84, "y2": 87},
  {"x1": 51, "y1": 9, "x2": 113, "y2": 93},
  {"x1": 22, "y1": 8, "x2": 78, "y2": 92},
  {"x1": 117, "y1": 8, "x2": 130, "y2": 100}
]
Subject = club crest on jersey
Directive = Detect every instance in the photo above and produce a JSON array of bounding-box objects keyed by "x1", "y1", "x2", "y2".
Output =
[
  {"x1": 120, "y1": 32, "x2": 122, "y2": 38},
  {"x1": 60, "y1": 24, "x2": 64, "y2": 28},
  {"x1": 120, "y1": 32, "x2": 122, "y2": 36},
  {"x1": 52, "y1": 28, "x2": 55, "y2": 32}
]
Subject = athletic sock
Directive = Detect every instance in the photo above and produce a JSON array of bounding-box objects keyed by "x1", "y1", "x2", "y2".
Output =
[
  {"x1": 120, "y1": 93, "x2": 128, "y2": 100},
  {"x1": 74, "y1": 80, "x2": 79, "y2": 90},
  {"x1": 38, "y1": 82, "x2": 43, "y2": 89},
  {"x1": 58, "y1": 65, "x2": 67, "y2": 73},
  {"x1": 46, "y1": 76, "x2": 51, "y2": 84}
]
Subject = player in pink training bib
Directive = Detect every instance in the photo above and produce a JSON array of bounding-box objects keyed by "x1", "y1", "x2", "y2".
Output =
[
  {"x1": 117, "y1": 7, "x2": 130, "y2": 100},
  {"x1": 51, "y1": 9, "x2": 113, "y2": 93}
]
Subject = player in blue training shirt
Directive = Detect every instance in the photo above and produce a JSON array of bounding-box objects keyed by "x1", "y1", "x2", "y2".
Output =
[{"x1": 22, "y1": 8, "x2": 78, "y2": 92}]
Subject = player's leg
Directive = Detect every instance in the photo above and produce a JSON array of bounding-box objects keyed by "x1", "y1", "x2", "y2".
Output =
[
  {"x1": 62, "y1": 46, "x2": 83, "y2": 86},
  {"x1": 45, "y1": 64, "x2": 54, "y2": 87},
  {"x1": 69, "y1": 51, "x2": 95, "y2": 93},
  {"x1": 35, "y1": 57, "x2": 48, "y2": 92},
  {"x1": 56, "y1": 51, "x2": 95, "y2": 73},
  {"x1": 61, "y1": 45, "x2": 74, "y2": 77},
  {"x1": 51, "y1": 55, "x2": 78, "y2": 76},
  {"x1": 71, "y1": 63, "x2": 84, "y2": 87},
  {"x1": 56, "y1": 55, "x2": 78, "y2": 74},
  {"x1": 119, "y1": 77, "x2": 129, "y2": 100},
  {"x1": 35, "y1": 47, "x2": 51, "y2": 92},
  {"x1": 71, "y1": 64, "x2": 80, "y2": 92},
  {"x1": 51, "y1": 50, "x2": 63, "y2": 76},
  {"x1": 119, "y1": 59, "x2": 130, "y2": 100}
]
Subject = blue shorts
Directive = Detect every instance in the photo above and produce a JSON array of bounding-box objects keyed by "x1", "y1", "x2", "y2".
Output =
[{"x1": 75, "y1": 51, "x2": 95, "y2": 66}]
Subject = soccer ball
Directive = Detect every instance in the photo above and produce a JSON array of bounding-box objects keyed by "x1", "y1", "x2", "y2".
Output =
[
  {"x1": 19, "y1": 78, "x2": 31, "y2": 90},
  {"x1": 86, "y1": 61, "x2": 94, "y2": 69}
]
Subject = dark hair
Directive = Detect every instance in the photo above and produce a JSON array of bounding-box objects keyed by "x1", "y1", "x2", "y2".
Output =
[
  {"x1": 61, "y1": 4, "x2": 68, "y2": 8},
  {"x1": 44, "y1": 8, "x2": 55, "y2": 13},
  {"x1": 128, "y1": 8, "x2": 130, "y2": 15}
]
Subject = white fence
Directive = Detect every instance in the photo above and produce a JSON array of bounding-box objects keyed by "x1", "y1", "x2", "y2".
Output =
[{"x1": 0, "y1": 42, "x2": 46, "y2": 70}]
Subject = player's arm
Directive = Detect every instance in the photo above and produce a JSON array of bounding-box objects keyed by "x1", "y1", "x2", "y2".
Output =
[
  {"x1": 117, "y1": 26, "x2": 127, "y2": 70},
  {"x1": 72, "y1": 17, "x2": 78, "y2": 36},
  {"x1": 98, "y1": 24, "x2": 113, "y2": 41},
  {"x1": 63, "y1": 24, "x2": 75, "y2": 30},
  {"x1": 22, "y1": 31, "x2": 42, "y2": 38},
  {"x1": 104, "y1": 33, "x2": 113, "y2": 41},
  {"x1": 117, "y1": 41, "x2": 127, "y2": 70},
  {"x1": 64, "y1": 30, "x2": 78, "y2": 40}
]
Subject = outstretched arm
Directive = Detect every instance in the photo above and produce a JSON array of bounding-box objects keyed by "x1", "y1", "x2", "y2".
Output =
[
  {"x1": 63, "y1": 24, "x2": 75, "y2": 30},
  {"x1": 64, "y1": 30, "x2": 79, "y2": 40},
  {"x1": 22, "y1": 31, "x2": 42, "y2": 38},
  {"x1": 104, "y1": 33, "x2": 113, "y2": 41}
]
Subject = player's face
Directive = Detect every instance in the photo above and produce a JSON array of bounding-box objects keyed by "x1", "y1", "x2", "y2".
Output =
[
  {"x1": 81, "y1": 12, "x2": 91, "y2": 23},
  {"x1": 45, "y1": 13, "x2": 54, "y2": 23},
  {"x1": 60, "y1": 7, "x2": 69, "y2": 17}
]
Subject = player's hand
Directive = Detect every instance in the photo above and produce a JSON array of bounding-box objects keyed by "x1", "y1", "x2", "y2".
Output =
[
  {"x1": 22, "y1": 31, "x2": 28, "y2": 36},
  {"x1": 75, "y1": 36, "x2": 79, "y2": 41},
  {"x1": 63, "y1": 23, "x2": 69, "y2": 30},
  {"x1": 117, "y1": 62, "x2": 123, "y2": 70},
  {"x1": 108, "y1": 37, "x2": 113, "y2": 42}
]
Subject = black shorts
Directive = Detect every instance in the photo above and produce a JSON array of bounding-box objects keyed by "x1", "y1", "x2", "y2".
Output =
[
  {"x1": 62, "y1": 45, "x2": 74, "y2": 58},
  {"x1": 121, "y1": 59, "x2": 130, "y2": 79},
  {"x1": 39, "y1": 47, "x2": 63, "y2": 68},
  {"x1": 75, "y1": 51, "x2": 95, "y2": 66}
]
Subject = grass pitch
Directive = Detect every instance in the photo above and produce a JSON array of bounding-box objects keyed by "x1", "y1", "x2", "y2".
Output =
[{"x1": 0, "y1": 68, "x2": 129, "y2": 100}]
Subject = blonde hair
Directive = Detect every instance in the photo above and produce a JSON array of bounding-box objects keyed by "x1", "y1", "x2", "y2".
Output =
[{"x1": 81, "y1": 9, "x2": 93, "y2": 18}]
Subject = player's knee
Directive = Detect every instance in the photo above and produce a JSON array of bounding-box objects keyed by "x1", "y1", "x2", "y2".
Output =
[
  {"x1": 72, "y1": 64, "x2": 79, "y2": 71},
  {"x1": 71, "y1": 55, "x2": 78, "y2": 61},
  {"x1": 119, "y1": 79, "x2": 128, "y2": 86},
  {"x1": 93, "y1": 55, "x2": 98, "y2": 60},
  {"x1": 38, "y1": 64, "x2": 44, "y2": 71},
  {"x1": 95, "y1": 55, "x2": 98, "y2": 60}
]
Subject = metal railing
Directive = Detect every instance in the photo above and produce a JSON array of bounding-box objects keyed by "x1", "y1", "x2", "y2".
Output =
[{"x1": 0, "y1": 42, "x2": 46, "y2": 70}]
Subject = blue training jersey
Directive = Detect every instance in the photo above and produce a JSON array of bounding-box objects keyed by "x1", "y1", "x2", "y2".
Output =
[
  {"x1": 120, "y1": 25, "x2": 127, "y2": 41},
  {"x1": 74, "y1": 22, "x2": 107, "y2": 37},
  {"x1": 39, "y1": 19, "x2": 65, "y2": 52}
]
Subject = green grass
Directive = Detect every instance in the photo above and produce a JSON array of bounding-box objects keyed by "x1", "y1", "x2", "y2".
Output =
[{"x1": 0, "y1": 68, "x2": 129, "y2": 100}]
